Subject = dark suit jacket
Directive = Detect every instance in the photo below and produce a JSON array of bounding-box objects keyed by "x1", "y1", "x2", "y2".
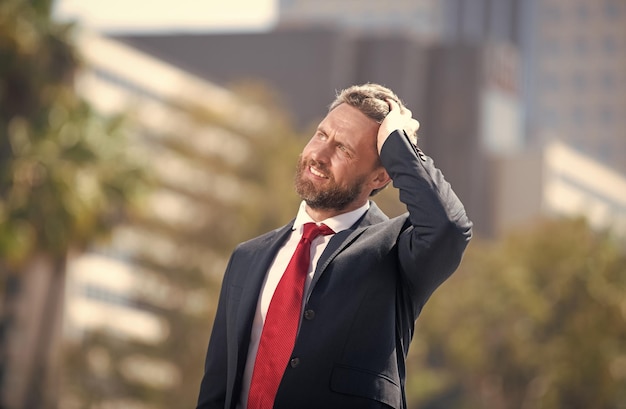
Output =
[{"x1": 197, "y1": 130, "x2": 473, "y2": 409}]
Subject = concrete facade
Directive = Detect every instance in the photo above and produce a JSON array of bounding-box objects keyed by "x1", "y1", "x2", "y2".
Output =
[
  {"x1": 111, "y1": 24, "x2": 626, "y2": 238},
  {"x1": 278, "y1": 0, "x2": 626, "y2": 176},
  {"x1": 493, "y1": 140, "x2": 626, "y2": 237},
  {"x1": 110, "y1": 29, "x2": 518, "y2": 237}
]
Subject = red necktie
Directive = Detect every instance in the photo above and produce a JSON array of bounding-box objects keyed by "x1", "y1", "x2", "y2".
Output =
[{"x1": 247, "y1": 222, "x2": 334, "y2": 409}]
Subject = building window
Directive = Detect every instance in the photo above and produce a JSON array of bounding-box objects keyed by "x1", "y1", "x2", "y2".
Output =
[
  {"x1": 603, "y1": 36, "x2": 618, "y2": 54},
  {"x1": 598, "y1": 141, "x2": 612, "y2": 162},
  {"x1": 543, "y1": 4, "x2": 561, "y2": 22},
  {"x1": 574, "y1": 37, "x2": 589, "y2": 55},
  {"x1": 601, "y1": 72, "x2": 616, "y2": 89},
  {"x1": 543, "y1": 39, "x2": 560, "y2": 57},
  {"x1": 572, "y1": 106, "x2": 586, "y2": 126},
  {"x1": 541, "y1": 72, "x2": 560, "y2": 91},
  {"x1": 599, "y1": 106, "x2": 615, "y2": 124},
  {"x1": 577, "y1": 3, "x2": 590, "y2": 20},
  {"x1": 542, "y1": 107, "x2": 559, "y2": 126},
  {"x1": 572, "y1": 72, "x2": 588, "y2": 91},
  {"x1": 604, "y1": 0, "x2": 621, "y2": 19}
]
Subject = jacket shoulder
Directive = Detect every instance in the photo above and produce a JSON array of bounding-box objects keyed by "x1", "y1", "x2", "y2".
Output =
[{"x1": 235, "y1": 223, "x2": 293, "y2": 253}]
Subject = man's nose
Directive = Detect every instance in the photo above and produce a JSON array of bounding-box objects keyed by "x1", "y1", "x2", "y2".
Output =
[{"x1": 310, "y1": 142, "x2": 332, "y2": 163}]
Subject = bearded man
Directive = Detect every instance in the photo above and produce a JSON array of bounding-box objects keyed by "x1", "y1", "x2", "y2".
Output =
[{"x1": 197, "y1": 83, "x2": 473, "y2": 409}]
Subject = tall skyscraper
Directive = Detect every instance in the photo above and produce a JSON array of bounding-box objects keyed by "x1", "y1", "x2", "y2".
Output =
[
  {"x1": 522, "y1": 0, "x2": 626, "y2": 175},
  {"x1": 279, "y1": 0, "x2": 626, "y2": 175},
  {"x1": 279, "y1": 0, "x2": 523, "y2": 44},
  {"x1": 279, "y1": 0, "x2": 444, "y2": 40}
]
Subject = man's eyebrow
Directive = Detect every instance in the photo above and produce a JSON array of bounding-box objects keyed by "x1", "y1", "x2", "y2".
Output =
[{"x1": 337, "y1": 137, "x2": 356, "y2": 154}]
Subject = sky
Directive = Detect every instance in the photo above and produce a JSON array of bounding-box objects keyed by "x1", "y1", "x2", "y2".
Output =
[{"x1": 53, "y1": 0, "x2": 277, "y2": 33}]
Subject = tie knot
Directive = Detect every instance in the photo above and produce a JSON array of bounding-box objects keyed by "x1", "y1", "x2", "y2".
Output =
[{"x1": 301, "y1": 222, "x2": 334, "y2": 242}]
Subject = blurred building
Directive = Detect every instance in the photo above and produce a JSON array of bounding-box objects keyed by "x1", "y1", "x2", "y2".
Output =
[
  {"x1": 278, "y1": 0, "x2": 523, "y2": 44},
  {"x1": 110, "y1": 28, "x2": 516, "y2": 236},
  {"x1": 279, "y1": 0, "x2": 444, "y2": 39},
  {"x1": 66, "y1": 30, "x2": 258, "y2": 342},
  {"x1": 521, "y1": 0, "x2": 626, "y2": 176},
  {"x1": 424, "y1": 42, "x2": 522, "y2": 236},
  {"x1": 278, "y1": 0, "x2": 626, "y2": 176},
  {"x1": 109, "y1": 24, "x2": 626, "y2": 238},
  {"x1": 57, "y1": 31, "x2": 273, "y2": 407},
  {"x1": 494, "y1": 139, "x2": 626, "y2": 237},
  {"x1": 65, "y1": 254, "x2": 169, "y2": 344}
]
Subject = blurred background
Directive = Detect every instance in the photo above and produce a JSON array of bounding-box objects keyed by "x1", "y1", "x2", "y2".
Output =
[{"x1": 1, "y1": 0, "x2": 625, "y2": 408}]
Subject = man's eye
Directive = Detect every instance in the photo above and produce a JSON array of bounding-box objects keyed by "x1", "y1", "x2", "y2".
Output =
[{"x1": 338, "y1": 145, "x2": 352, "y2": 157}]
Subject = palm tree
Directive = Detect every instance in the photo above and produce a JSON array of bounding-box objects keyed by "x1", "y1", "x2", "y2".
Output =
[{"x1": 0, "y1": 1, "x2": 149, "y2": 407}]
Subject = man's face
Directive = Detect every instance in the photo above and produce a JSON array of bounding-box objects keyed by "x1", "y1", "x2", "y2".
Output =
[{"x1": 295, "y1": 103, "x2": 385, "y2": 214}]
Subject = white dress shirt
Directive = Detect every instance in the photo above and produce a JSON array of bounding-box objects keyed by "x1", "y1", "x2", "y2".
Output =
[{"x1": 238, "y1": 200, "x2": 370, "y2": 408}]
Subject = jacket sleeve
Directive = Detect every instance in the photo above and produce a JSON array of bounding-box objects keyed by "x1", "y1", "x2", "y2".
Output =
[
  {"x1": 196, "y1": 254, "x2": 236, "y2": 409},
  {"x1": 380, "y1": 130, "x2": 473, "y2": 315}
]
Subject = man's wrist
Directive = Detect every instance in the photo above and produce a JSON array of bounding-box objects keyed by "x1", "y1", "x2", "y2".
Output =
[{"x1": 377, "y1": 129, "x2": 402, "y2": 154}]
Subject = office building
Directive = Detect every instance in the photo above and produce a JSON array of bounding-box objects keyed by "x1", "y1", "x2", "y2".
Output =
[{"x1": 278, "y1": 0, "x2": 626, "y2": 175}]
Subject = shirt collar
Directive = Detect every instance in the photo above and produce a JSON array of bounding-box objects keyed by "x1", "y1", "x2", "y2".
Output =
[{"x1": 292, "y1": 200, "x2": 370, "y2": 234}]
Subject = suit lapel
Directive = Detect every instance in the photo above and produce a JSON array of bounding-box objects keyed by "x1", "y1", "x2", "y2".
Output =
[
  {"x1": 234, "y1": 222, "x2": 294, "y2": 346},
  {"x1": 308, "y1": 202, "x2": 389, "y2": 297},
  {"x1": 233, "y1": 202, "x2": 388, "y2": 343}
]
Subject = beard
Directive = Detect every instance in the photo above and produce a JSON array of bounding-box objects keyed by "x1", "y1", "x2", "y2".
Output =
[{"x1": 294, "y1": 156, "x2": 367, "y2": 211}]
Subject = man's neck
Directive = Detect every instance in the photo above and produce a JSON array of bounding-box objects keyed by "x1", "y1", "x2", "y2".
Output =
[{"x1": 304, "y1": 200, "x2": 368, "y2": 222}]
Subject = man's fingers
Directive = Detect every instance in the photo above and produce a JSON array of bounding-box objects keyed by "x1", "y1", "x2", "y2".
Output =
[
  {"x1": 386, "y1": 99, "x2": 413, "y2": 119},
  {"x1": 380, "y1": 98, "x2": 420, "y2": 146},
  {"x1": 411, "y1": 118, "x2": 420, "y2": 131},
  {"x1": 386, "y1": 98, "x2": 400, "y2": 112}
]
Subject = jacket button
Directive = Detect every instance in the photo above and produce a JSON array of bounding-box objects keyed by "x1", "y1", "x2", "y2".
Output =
[
  {"x1": 303, "y1": 309, "x2": 315, "y2": 320},
  {"x1": 290, "y1": 358, "x2": 300, "y2": 368}
]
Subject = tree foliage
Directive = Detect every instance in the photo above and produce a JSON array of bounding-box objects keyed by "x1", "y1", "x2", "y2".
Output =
[
  {"x1": 406, "y1": 218, "x2": 626, "y2": 409},
  {"x1": 0, "y1": 0, "x2": 150, "y2": 407},
  {"x1": 0, "y1": 0, "x2": 148, "y2": 267}
]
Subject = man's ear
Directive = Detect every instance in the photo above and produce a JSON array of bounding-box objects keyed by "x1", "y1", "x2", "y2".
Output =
[{"x1": 371, "y1": 167, "x2": 391, "y2": 191}]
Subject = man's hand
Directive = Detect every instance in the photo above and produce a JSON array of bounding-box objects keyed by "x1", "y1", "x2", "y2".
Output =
[{"x1": 377, "y1": 99, "x2": 420, "y2": 153}]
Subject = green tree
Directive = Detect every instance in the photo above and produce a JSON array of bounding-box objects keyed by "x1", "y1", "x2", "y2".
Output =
[
  {"x1": 406, "y1": 218, "x2": 626, "y2": 409},
  {"x1": 0, "y1": 0, "x2": 149, "y2": 407}
]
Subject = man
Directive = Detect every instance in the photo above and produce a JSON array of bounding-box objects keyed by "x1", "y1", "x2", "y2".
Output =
[{"x1": 197, "y1": 83, "x2": 473, "y2": 409}]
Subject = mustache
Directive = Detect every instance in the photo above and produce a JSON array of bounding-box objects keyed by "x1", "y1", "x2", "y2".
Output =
[
  {"x1": 301, "y1": 158, "x2": 329, "y2": 174},
  {"x1": 306, "y1": 159, "x2": 328, "y2": 173}
]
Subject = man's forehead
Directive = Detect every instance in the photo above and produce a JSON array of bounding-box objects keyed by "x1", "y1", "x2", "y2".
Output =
[{"x1": 321, "y1": 104, "x2": 378, "y2": 131}]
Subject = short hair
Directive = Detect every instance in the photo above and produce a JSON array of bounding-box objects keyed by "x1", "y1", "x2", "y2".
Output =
[
  {"x1": 329, "y1": 83, "x2": 418, "y2": 196},
  {"x1": 329, "y1": 83, "x2": 418, "y2": 145}
]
